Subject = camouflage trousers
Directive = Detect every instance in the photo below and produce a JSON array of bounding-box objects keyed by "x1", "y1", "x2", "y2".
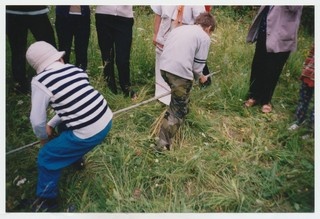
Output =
[{"x1": 157, "y1": 70, "x2": 193, "y2": 150}]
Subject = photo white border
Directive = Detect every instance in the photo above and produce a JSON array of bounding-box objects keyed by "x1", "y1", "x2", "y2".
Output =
[{"x1": 1, "y1": 0, "x2": 318, "y2": 219}]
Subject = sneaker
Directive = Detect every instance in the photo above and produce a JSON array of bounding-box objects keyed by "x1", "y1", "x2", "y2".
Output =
[
  {"x1": 301, "y1": 134, "x2": 310, "y2": 140},
  {"x1": 154, "y1": 144, "x2": 170, "y2": 153},
  {"x1": 31, "y1": 197, "x2": 59, "y2": 212},
  {"x1": 124, "y1": 88, "x2": 138, "y2": 100},
  {"x1": 288, "y1": 123, "x2": 300, "y2": 131}
]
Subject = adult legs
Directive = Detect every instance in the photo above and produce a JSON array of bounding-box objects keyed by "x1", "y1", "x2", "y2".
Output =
[
  {"x1": 247, "y1": 33, "x2": 267, "y2": 103},
  {"x1": 114, "y1": 17, "x2": 134, "y2": 94},
  {"x1": 95, "y1": 14, "x2": 117, "y2": 93},
  {"x1": 29, "y1": 14, "x2": 56, "y2": 47},
  {"x1": 247, "y1": 30, "x2": 290, "y2": 107},
  {"x1": 259, "y1": 51, "x2": 290, "y2": 105},
  {"x1": 74, "y1": 15, "x2": 90, "y2": 70},
  {"x1": 55, "y1": 14, "x2": 74, "y2": 64},
  {"x1": 6, "y1": 14, "x2": 29, "y2": 92}
]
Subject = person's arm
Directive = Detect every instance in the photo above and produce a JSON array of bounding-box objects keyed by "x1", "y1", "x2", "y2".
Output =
[
  {"x1": 153, "y1": 13, "x2": 161, "y2": 46},
  {"x1": 46, "y1": 114, "x2": 62, "y2": 139},
  {"x1": 47, "y1": 114, "x2": 61, "y2": 129},
  {"x1": 193, "y1": 31, "x2": 211, "y2": 83},
  {"x1": 193, "y1": 36, "x2": 211, "y2": 82},
  {"x1": 29, "y1": 80, "x2": 51, "y2": 145}
]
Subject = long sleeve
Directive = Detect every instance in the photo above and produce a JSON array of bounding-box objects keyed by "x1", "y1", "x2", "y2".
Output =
[
  {"x1": 30, "y1": 79, "x2": 51, "y2": 139},
  {"x1": 192, "y1": 36, "x2": 210, "y2": 78},
  {"x1": 151, "y1": 6, "x2": 176, "y2": 46},
  {"x1": 47, "y1": 114, "x2": 62, "y2": 128}
]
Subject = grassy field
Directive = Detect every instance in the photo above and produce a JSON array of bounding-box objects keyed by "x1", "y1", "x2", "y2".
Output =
[{"x1": 5, "y1": 6, "x2": 314, "y2": 212}]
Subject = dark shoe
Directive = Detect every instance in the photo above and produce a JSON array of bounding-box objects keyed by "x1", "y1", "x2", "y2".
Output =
[
  {"x1": 72, "y1": 157, "x2": 85, "y2": 170},
  {"x1": 67, "y1": 204, "x2": 77, "y2": 212},
  {"x1": 124, "y1": 88, "x2": 138, "y2": 100},
  {"x1": 31, "y1": 197, "x2": 59, "y2": 212}
]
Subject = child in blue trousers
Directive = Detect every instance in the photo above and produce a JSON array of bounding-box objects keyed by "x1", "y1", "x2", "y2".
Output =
[{"x1": 26, "y1": 41, "x2": 113, "y2": 211}]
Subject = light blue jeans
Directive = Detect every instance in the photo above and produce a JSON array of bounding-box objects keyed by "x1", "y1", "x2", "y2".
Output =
[{"x1": 36, "y1": 121, "x2": 112, "y2": 198}]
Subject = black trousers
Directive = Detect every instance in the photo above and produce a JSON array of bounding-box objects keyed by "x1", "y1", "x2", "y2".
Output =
[
  {"x1": 248, "y1": 32, "x2": 290, "y2": 105},
  {"x1": 55, "y1": 14, "x2": 90, "y2": 70},
  {"x1": 95, "y1": 14, "x2": 134, "y2": 92},
  {"x1": 6, "y1": 13, "x2": 56, "y2": 85}
]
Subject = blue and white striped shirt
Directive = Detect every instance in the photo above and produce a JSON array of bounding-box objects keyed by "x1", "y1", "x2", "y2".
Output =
[{"x1": 30, "y1": 62, "x2": 113, "y2": 139}]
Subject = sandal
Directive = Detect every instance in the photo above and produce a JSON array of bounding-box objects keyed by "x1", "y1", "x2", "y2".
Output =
[
  {"x1": 261, "y1": 104, "x2": 272, "y2": 113},
  {"x1": 244, "y1": 98, "x2": 256, "y2": 107}
]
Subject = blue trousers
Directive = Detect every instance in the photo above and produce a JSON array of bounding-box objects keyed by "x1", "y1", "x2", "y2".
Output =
[{"x1": 36, "y1": 121, "x2": 112, "y2": 198}]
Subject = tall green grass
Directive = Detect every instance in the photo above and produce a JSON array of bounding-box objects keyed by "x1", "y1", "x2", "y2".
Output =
[{"x1": 6, "y1": 6, "x2": 314, "y2": 212}]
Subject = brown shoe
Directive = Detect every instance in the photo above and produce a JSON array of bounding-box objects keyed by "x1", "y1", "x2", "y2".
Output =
[
  {"x1": 244, "y1": 98, "x2": 256, "y2": 107},
  {"x1": 261, "y1": 104, "x2": 272, "y2": 113}
]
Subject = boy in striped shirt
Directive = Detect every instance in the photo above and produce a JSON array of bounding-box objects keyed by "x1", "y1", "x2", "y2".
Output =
[{"x1": 26, "y1": 41, "x2": 113, "y2": 211}]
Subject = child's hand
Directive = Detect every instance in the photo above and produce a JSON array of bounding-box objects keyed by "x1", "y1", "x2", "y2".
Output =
[
  {"x1": 40, "y1": 139, "x2": 48, "y2": 146},
  {"x1": 46, "y1": 124, "x2": 57, "y2": 139},
  {"x1": 199, "y1": 75, "x2": 208, "y2": 84}
]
